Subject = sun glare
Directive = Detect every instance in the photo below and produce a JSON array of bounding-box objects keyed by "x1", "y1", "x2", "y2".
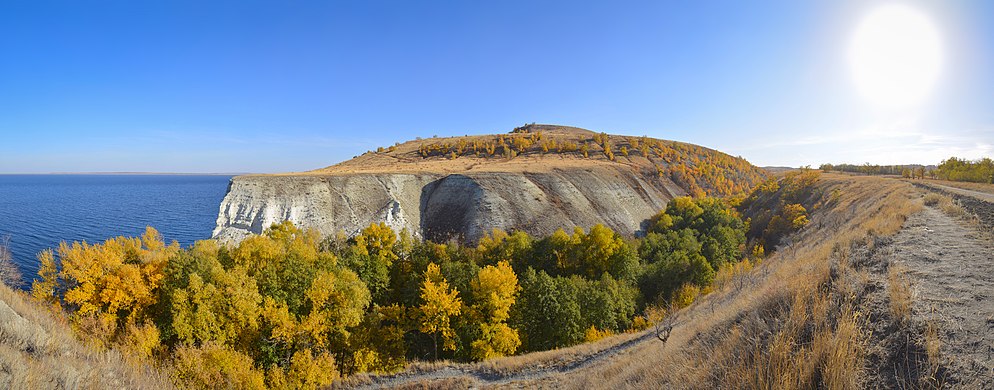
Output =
[{"x1": 849, "y1": 4, "x2": 943, "y2": 109}]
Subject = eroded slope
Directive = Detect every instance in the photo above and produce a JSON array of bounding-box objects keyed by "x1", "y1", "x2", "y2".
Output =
[{"x1": 214, "y1": 125, "x2": 765, "y2": 243}]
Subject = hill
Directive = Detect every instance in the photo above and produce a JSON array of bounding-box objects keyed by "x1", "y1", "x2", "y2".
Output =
[
  {"x1": 342, "y1": 172, "x2": 994, "y2": 388},
  {"x1": 213, "y1": 124, "x2": 767, "y2": 242}
]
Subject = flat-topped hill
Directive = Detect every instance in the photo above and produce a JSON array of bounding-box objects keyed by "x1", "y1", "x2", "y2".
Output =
[
  {"x1": 215, "y1": 125, "x2": 767, "y2": 242},
  {"x1": 286, "y1": 124, "x2": 763, "y2": 197}
]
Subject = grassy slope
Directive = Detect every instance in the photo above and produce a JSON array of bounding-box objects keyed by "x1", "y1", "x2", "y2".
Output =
[
  {"x1": 342, "y1": 173, "x2": 933, "y2": 389},
  {"x1": 0, "y1": 284, "x2": 171, "y2": 388}
]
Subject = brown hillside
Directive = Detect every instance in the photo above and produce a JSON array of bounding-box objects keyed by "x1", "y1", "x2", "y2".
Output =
[{"x1": 299, "y1": 124, "x2": 765, "y2": 198}]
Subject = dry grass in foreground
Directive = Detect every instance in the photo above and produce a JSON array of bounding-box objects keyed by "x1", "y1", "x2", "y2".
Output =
[{"x1": 0, "y1": 282, "x2": 171, "y2": 388}]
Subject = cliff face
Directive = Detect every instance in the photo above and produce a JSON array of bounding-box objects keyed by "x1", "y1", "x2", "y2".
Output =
[
  {"x1": 213, "y1": 166, "x2": 685, "y2": 243},
  {"x1": 213, "y1": 124, "x2": 766, "y2": 243},
  {"x1": 213, "y1": 174, "x2": 439, "y2": 242}
]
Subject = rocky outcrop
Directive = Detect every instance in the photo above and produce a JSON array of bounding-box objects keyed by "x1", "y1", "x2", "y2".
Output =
[{"x1": 213, "y1": 166, "x2": 686, "y2": 243}]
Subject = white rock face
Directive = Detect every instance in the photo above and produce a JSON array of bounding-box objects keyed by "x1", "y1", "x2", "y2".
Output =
[{"x1": 213, "y1": 166, "x2": 686, "y2": 243}]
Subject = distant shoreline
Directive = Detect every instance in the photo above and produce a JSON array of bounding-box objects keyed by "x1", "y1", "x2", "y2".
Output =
[{"x1": 0, "y1": 172, "x2": 252, "y2": 176}]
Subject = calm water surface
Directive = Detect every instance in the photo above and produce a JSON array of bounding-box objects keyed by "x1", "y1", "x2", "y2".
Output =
[{"x1": 0, "y1": 175, "x2": 232, "y2": 286}]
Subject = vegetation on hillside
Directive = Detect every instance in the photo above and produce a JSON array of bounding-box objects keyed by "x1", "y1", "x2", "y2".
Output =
[
  {"x1": 0, "y1": 236, "x2": 23, "y2": 287},
  {"x1": 24, "y1": 188, "x2": 822, "y2": 388},
  {"x1": 407, "y1": 129, "x2": 766, "y2": 197},
  {"x1": 738, "y1": 169, "x2": 821, "y2": 250}
]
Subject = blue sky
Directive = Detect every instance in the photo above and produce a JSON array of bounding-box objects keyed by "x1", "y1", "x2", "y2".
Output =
[{"x1": 1, "y1": 0, "x2": 992, "y2": 173}]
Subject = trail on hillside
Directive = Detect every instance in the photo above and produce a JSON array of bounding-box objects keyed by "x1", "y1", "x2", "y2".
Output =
[
  {"x1": 889, "y1": 203, "x2": 994, "y2": 388},
  {"x1": 347, "y1": 328, "x2": 661, "y2": 389},
  {"x1": 926, "y1": 182, "x2": 994, "y2": 203}
]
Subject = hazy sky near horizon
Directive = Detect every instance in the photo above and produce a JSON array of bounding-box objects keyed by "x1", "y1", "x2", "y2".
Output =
[{"x1": 1, "y1": 0, "x2": 992, "y2": 173}]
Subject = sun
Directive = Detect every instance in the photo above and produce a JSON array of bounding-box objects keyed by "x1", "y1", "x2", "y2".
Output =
[{"x1": 849, "y1": 4, "x2": 943, "y2": 109}]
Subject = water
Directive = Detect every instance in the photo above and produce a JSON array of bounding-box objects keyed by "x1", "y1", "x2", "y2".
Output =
[{"x1": 0, "y1": 175, "x2": 232, "y2": 287}]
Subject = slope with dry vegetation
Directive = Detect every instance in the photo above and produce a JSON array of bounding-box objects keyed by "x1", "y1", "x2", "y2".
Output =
[
  {"x1": 0, "y1": 281, "x2": 171, "y2": 388},
  {"x1": 302, "y1": 124, "x2": 767, "y2": 198},
  {"x1": 343, "y1": 172, "x2": 994, "y2": 389}
]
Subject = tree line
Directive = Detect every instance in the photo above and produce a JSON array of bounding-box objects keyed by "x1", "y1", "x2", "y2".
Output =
[
  {"x1": 27, "y1": 186, "x2": 817, "y2": 388},
  {"x1": 934, "y1": 157, "x2": 994, "y2": 183},
  {"x1": 820, "y1": 157, "x2": 994, "y2": 184}
]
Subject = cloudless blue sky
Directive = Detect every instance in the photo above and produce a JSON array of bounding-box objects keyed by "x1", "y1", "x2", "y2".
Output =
[{"x1": 1, "y1": 0, "x2": 992, "y2": 173}]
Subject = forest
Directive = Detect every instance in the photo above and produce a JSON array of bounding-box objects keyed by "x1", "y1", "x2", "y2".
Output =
[{"x1": 27, "y1": 174, "x2": 815, "y2": 389}]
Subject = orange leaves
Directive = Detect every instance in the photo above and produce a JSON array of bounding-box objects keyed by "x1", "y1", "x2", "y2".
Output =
[{"x1": 37, "y1": 226, "x2": 179, "y2": 339}]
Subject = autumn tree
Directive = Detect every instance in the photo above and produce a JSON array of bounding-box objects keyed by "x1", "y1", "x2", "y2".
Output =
[
  {"x1": 162, "y1": 241, "x2": 262, "y2": 349},
  {"x1": 469, "y1": 261, "x2": 520, "y2": 360},
  {"x1": 555, "y1": 225, "x2": 639, "y2": 282},
  {"x1": 32, "y1": 227, "x2": 179, "y2": 343},
  {"x1": 171, "y1": 343, "x2": 266, "y2": 390},
  {"x1": 417, "y1": 263, "x2": 462, "y2": 359},
  {"x1": 343, "y1": 222, "x2": 399, "y2": 302},
  {"x1": 346, "y1": 303, "x2": 411, "y2": 374}
]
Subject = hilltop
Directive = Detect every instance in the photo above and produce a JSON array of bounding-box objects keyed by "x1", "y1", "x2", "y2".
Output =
[
  {"x1": 299, "y1": 124, "x2": 764, "y2": 198},
  {"x1": 213, "y1": 125, "x2": 767, "y2": 242}
]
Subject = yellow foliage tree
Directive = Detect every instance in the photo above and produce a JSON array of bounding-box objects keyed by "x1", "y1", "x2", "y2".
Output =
[
  {"x1": 354, "y1": 222, "x2": 398, "y2": 266},
  {"x1": 418, "y1": 263, "x2": 462, "y2": 359},
  {"x1": 171, "y1": 343, "x2": 266, "y2": 390},
  {"x1": 31, "y1": 249, "x2": 59, "y2": 305},
  {"x1": 266, "y1": 348, "x2": 339, "y2": 389},
  {"x1": 34, "y1": 227, "x2": 179, "y2": 341},
  {"x1": 470, "y1": 261, "x2": 518, "y2": 324},
  {"x1": 469, "y1": 261, "x2": 521, "y2": 360},
  {"x1": 471, "y1": 322, "x2": 520, "y2": 360},
  {"x1": 169, "y1": 265, "x2": 261, "y2": 348}
]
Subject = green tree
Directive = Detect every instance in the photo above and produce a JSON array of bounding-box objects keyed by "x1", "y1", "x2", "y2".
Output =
[{"x1": 513, "y1": 269, "x2": 583, "y2": 351}]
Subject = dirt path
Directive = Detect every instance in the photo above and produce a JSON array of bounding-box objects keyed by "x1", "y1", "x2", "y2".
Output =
[
  {"x1": 890, "y1": 205, "x2": 994, "y2": 388},
  {"x1": 348, "y1": 329, "x2": 660, "y2": 389},
  {"x1": 925, "y1": 183, "x2": 994, "y2": 203}
]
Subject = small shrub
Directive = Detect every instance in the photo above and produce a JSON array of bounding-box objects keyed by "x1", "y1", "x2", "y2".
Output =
[
  {"x1": 583, "y1": 326, "x2": 614, "y2": 342},
  {"x1": 671, "y1": 283, "x2": 700, "y2": 309},
  {"x1": 923, "y1": 193, "x2": 942, "y2": 206}
]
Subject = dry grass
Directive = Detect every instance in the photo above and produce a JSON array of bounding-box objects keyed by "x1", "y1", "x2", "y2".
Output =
[
  {"x1": 922, "y1": 192, "x2": 968, "y2": 219},
  {"x1": 887, "y1": 263, "x2": 912, "y2": 324},
  {"x1": 339, "y1": 329, "x2": 651, "y2": 388},
  {"x1": 922, "y1": 319, "x2": 943, "y2": 387},
  {"x1": 543, "y1": 174, "x2": 924, "y2": 389},
  {"x1": 0, "y1": 283, "x2": 171, "y2": 388}
]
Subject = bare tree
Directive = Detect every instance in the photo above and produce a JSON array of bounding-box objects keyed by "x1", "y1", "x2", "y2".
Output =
[
  {"x1": 0, "y1": 236, "x2": 23, "y2": 288},
  {"x1": 649, "y1": 303, "x2": 679, "y2": 343}
]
